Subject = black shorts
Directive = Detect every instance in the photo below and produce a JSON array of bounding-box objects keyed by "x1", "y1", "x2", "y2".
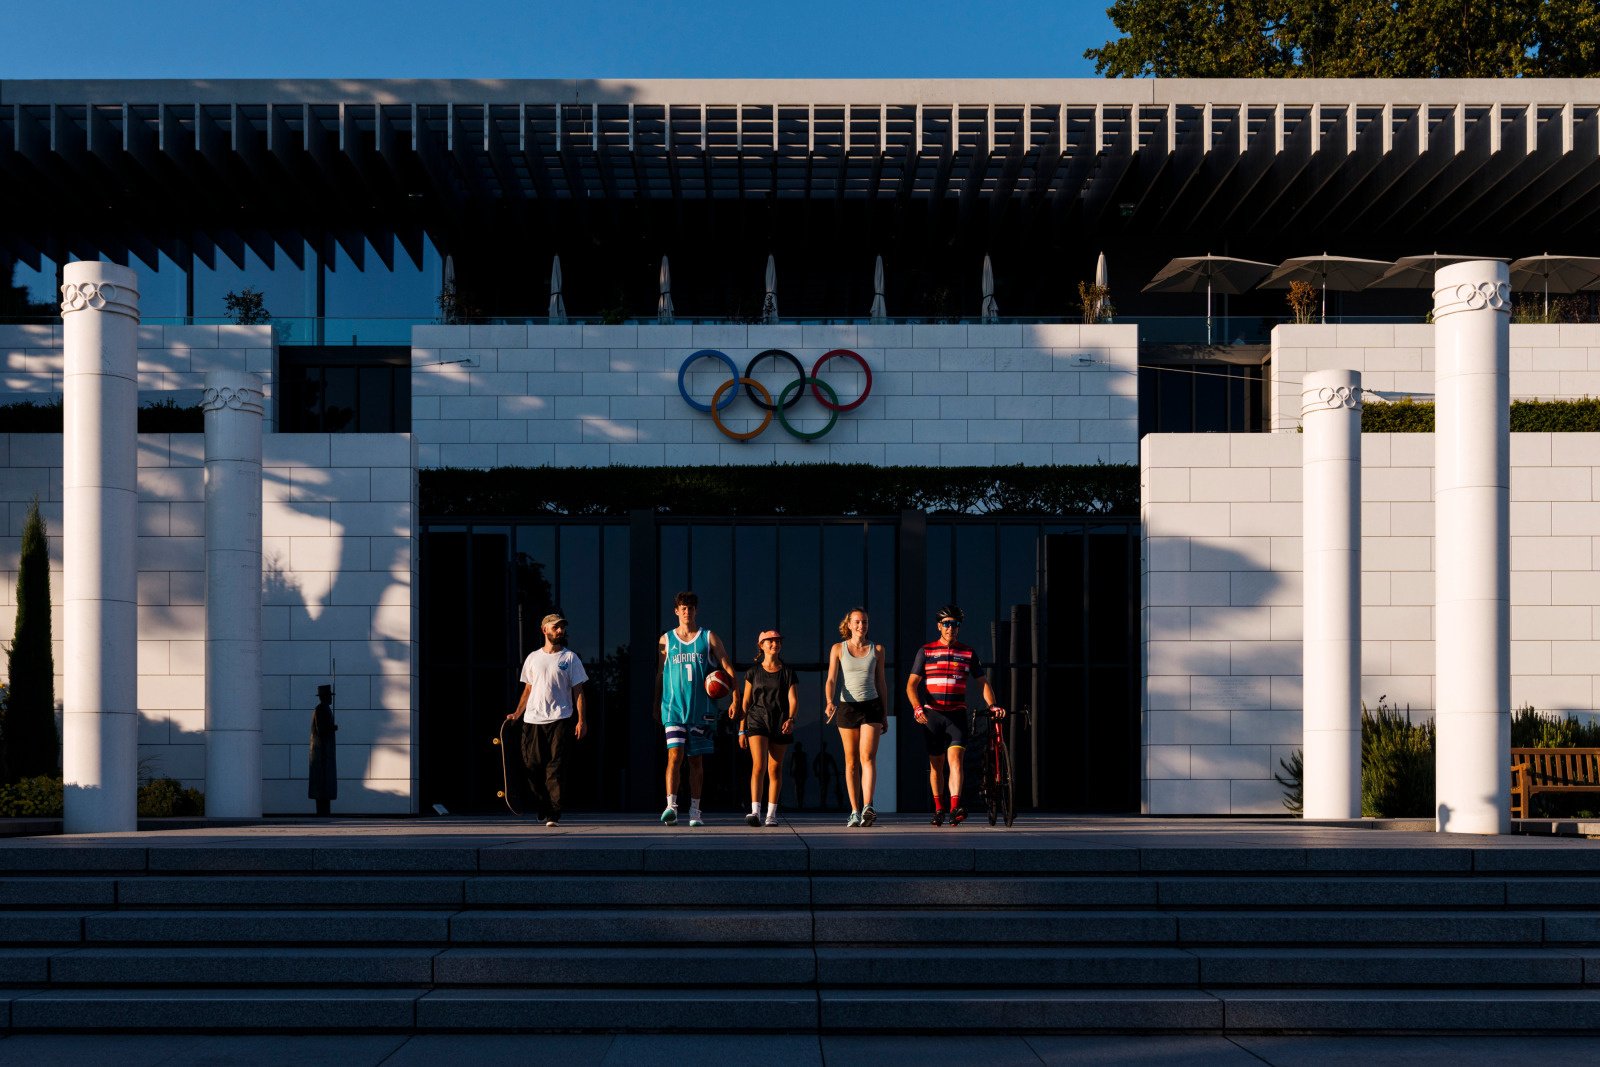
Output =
[
  {"x1": 920, "y1": 705, "x2": 969, "y2": 755},
  {"x1": 743, "y1": 705, "x2": 794, "y2": 744},
  {"x1": 837, "y1": 698, "x2": 886, "y2": 729}
]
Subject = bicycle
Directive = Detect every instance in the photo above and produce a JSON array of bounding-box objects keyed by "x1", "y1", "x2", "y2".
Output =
[{"x1": 970, "y1": 705, "x2": 1027, "y2": 827}]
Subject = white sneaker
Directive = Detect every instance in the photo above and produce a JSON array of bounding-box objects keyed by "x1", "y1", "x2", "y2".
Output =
[
  {"x1": 764, "y1": 812, "x2": 779, "y2": 827},
  {"x1": 659, "y1": 806, "x2": 678, "y2": 826},
  {"x1": 689, "y1": 812, "x2": 705, "y2": 827}
]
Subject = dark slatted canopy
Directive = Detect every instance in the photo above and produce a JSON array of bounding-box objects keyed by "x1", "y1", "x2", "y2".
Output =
[{"x1": 5, "y1": 79, "x2": 1600, "y2": 274}]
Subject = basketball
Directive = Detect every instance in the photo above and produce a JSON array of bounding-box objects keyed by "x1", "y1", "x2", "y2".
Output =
[{"x1": 705, "y1": 669, "x2": 733, "y2": 700}]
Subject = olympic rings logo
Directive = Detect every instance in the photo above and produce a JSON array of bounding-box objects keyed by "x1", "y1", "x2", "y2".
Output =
[{"x1": 677, "y1": 348, "x2": 873, "y2": 441}]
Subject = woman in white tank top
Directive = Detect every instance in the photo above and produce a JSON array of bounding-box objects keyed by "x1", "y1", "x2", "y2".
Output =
[{"x1": 824, "y1": 607, "x2": 889, "y2": 827}]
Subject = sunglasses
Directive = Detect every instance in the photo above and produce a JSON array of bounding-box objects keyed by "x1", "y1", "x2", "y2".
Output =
[{"x1": 938, "y1": 620, "x2": 961, "y2": 628}]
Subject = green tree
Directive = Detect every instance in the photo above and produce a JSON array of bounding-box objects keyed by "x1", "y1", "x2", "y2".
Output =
[
  {"x1": 3, "y1": 499, "x2": 58, "y2": 781},
  {"x1": 1087, "y1": 0, "x2": 1600, "y2": 78}
]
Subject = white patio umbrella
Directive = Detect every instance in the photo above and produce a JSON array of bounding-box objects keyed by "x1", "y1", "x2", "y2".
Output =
[
  {"x1": 870, "y1": 255, "x2": 888, "y2": 323},
  {"x1": 1368, "y1": 253, "x2": 1506, "y2": 289},
  {"x1": 548, "y1": 255, "x2": 567, "y2": 324},
  {"x1": 1509, "y1": 254, "x2": 1600, "y2": 317},
  {"x1": 1258, "y1": 253, "x2": 1393, "y2": 323},
  {"x1": 1143, "y1": 254, "x2": 1276, "y2": 344},
  {"x1": 657, "y1": 256, "x2": 674, "y2": 324},
  {"x1": 981, "y1": 255, "x2": 999, "y2": 322},
  {"x1": 762, "y1": 254, "x2": 778, "y2": 323}
]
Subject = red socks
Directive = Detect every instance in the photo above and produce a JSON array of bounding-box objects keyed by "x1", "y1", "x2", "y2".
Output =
[
  {"x1": 951, "y1": 793, "x2": 962, "y2": 812},
  {"x1": 933, "y1": 795, "x2": 947, "y2": 811}
]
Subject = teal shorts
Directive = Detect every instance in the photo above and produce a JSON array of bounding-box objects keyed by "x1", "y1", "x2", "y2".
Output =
[{"x1": 663, "y1": 713, "x2": 716, "y2": 757}]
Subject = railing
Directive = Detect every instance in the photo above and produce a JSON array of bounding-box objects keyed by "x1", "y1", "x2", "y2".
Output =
[{"x1": 0, "y1": 313, "x2": 1435, "y2": 346}]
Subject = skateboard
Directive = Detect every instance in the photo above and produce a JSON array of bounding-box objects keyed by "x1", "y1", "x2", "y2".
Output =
[{"x1": 492, "y1": 717, "x2": 523, "y2": 816}]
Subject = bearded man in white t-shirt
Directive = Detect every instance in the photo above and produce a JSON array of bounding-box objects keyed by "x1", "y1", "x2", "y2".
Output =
[{"x1": 506, "y1": 612, "x2": 588, "y2": 826}]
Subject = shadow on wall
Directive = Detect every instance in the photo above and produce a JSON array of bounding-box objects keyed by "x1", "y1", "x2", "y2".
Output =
[
  {"x1": 1145, "y1": 537, "x2": 1296, "y2": 814},
  {"x1": 262, "y1": 455, "x2": 413, "y2": 815}
]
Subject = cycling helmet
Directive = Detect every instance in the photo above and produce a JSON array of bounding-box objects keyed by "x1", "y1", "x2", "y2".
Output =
[{"x1": 935, "y1": 604, "x2": 965, "y2": 622}]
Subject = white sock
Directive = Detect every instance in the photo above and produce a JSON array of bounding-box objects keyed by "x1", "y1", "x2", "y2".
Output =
[
  {"x1": 766, "y1": 803, "x2": 779, "y2": 817},
  {"x1": 689, "y1": 798, "x2": 702, "y2": 815},
  {"x1": 667, "y1": 794, "x2": 678, "y2": 811},
  {"x1": 751, "y1": 801, "x2": 761, "y2": 815}
]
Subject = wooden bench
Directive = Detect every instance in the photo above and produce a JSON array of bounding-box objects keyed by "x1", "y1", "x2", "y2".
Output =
[{"x1": 1510, "y1": 748, "x2": 1600, "y2": 818}]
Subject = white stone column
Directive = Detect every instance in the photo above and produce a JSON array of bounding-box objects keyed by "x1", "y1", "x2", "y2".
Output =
[
  {"x1": 203, "y1": 372, "x2": 265, "y2": 818},
  {"x1": 1433, "y1": 260, "x2": 1512, "y2": 835},
  {"x1": 1301, "y1": 371, "x2": 1362, "y2": 819},
  {"x1": 61, "y1": 262, "x2": 140, "y2": 833}
]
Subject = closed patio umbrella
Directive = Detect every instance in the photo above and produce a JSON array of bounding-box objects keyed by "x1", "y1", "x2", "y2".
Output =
[
  {"x1": 1093, "y1": 251, "x2": 1111, "y2": 322},
  {"x1": 1258, "y1": 253, "x2": 1393, "y2": 323},
  {"x1": 548, "y1": 255, "x2": 567, "y2": 325},
  {"x1": 1368, "y1": 254, "x2": 1506, "y2": 289},
  {"x1": 1509, "y1": 254, "x2": 1600, "y2": 317},
  {"x1": 762, "y1": 254, "x2": 778, "y2": 323},
  {"x1": 870, "y1": 255, "x2": 887, "y2": 323},
  {"x1": 1143, "y1": 254, "x2": 1277, "y2": 343},
  {"x1": 658, "y1": 256, "x2": 674, "y2": 324},
  {"x1": 981, "y1": 255, "x2": 999, "y2": 322}
]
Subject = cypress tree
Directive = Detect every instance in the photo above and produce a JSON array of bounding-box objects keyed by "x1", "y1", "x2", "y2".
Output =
[{"x1": 4, "y1": 498, "x2": 57, "y2": 781}]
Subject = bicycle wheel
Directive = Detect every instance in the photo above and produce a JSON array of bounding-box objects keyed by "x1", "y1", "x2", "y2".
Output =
[{"x1": 998, "y1": 739, "x2": 1016, "y2": 827}]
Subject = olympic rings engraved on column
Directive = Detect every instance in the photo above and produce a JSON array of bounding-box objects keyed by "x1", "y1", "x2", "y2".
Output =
[
  {"x1": 677, "y1": 347, "x2": 873, "y2": 441},
  {"x1": 710, "y1": 378, "x2": 774, "y2": 441},
  {"x1": 678, "y1": 349, "x2": 740, "y2": 413},
  {"x1": 745, "y1": 349, "x2": 807, "y2": 411}
]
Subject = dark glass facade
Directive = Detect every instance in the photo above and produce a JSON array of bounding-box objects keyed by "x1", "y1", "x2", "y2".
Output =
[{"x1": 419, "y1": 512, "x2": 1139, "y2": 815}]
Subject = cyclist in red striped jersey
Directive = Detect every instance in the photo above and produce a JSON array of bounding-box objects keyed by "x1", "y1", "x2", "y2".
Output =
[{"x1": 904, "y1": 604, "x2": 1005, "y2": 826}]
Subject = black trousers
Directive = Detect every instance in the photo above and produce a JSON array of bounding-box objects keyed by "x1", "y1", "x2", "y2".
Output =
[{"x1": 520, "y1": 717, "x2": 573, "y2": 816}]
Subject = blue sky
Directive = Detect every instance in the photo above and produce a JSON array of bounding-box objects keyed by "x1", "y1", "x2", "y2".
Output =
[{"x1": 0, "y1": 0, "x2": 1116, "y2": 79}]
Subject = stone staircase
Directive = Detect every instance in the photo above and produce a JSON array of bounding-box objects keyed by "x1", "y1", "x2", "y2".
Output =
[{"x1": 2, "y1": 820, "x2": 1600, "y2": 1033}]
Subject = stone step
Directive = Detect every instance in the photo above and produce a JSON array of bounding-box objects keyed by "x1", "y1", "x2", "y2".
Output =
[
  {"x1": 818, "y1": 988, "x2": 1225, "y2": 1031},
  {"x1": 1174, "y1": 911, "x2": 1550, "y2": 945},
  {"x1": 431, "y1": 946, "x2": 815, "y2": 985},
  {"x1": 41, "y1": 947, "x2": 439, "y2": 986},
  {"x1": 812, "y1": 910, "x2": 1179, "y2": 943},
  {"x1": 9, "y1": 944, "x2": 1590, "y2": 992},
  {"x1": 1190, "y1": 947, "x2": 1593, "y2": 986},
  {"x1": 1213, "y1": 988, "x2": 1600, "y2": 1031},
  {"x1": 815, "y1": 946, "x2": 1198, "y2": 986},
  {"x1": 449, "y1": 909, "x2": 812, "y2": 944},
  {"x1": 81, "y1": 910, "x2": 454, "y2": 945},
  {"x1": 814, "y1": 945, "x2": 1600, "y2": 987},
  {"x1": 8, "y1": 985, "x2": 1600, "y2": 1034},
  {"x1": 4, "y1": 988, "x2": 423, "y2": 1031}
]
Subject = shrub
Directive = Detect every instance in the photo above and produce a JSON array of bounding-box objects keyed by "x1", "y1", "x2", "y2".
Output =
[
  {"x1": 137, "y1": 777, "x2": 205, "y2": 817},
  {"x1": 1287, "y1": 281, "x2": 1316, "y2": 325},
  {"x1": 0, "y1": 399, "x2": 205, "y2": 433},
  {"x1": 0, "y1": 775, "x2": 63, "y2": 817},
  {"x1": 223, "y1": 287, "x2": 270, "y2": 325},
  {"x1": 421, "y1": 463, "x2": 1140, "y2": 517},
  {"x1": 1361, "y1": 699, "x2": 1436, "y2": 818},
  {"x1": 3, "y1": 498, "x2": 57, "y2": 781},
  {"x1": 1273, "y1": 748, "x2": 1303, "y2": 815},
  {"x1": 1511, "y1": 704, "x2": 1600, "y2": 748},
  {"x1": 1360, "y1": 397, "x2": 1600, "y2": 433}
]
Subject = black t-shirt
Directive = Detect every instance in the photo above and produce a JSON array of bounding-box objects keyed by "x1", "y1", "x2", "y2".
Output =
[{"x1": 744, "y1": 663, "x2": 796, "y2": 723}]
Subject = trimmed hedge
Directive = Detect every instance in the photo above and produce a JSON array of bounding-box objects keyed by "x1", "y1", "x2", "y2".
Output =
[
  {"x1": 421, "y1": 463, "x2": 1140, "y2": 517},
  {"x1": 0, "y1": 398, "x2": 205, "y2": 433},
  {"x1": 1362, "y1": 397, "x2": 1600, "y2": 433}
]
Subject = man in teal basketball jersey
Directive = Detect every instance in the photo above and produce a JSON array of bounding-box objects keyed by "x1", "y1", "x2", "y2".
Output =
[{"x1": 656, "y1": 590, "x2": 739, "y2": 826}]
